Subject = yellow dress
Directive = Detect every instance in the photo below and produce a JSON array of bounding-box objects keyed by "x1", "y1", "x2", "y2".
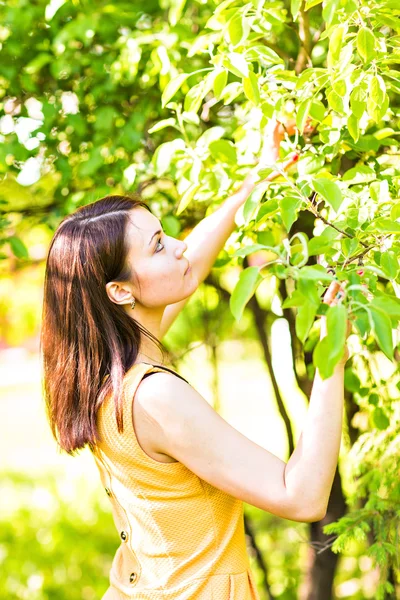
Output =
[{"x1": 92, "y1": 362, "x2": 260, "y2": 599}]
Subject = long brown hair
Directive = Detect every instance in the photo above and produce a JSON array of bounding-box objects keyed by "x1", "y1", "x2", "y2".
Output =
[{"x1": 40, "y1": 194, "x2": 168, "y2": 454}]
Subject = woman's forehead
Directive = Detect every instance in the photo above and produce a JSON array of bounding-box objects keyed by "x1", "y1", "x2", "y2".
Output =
[{"x1": 126, "y1": 208, "x2": 160, "y2": 250}]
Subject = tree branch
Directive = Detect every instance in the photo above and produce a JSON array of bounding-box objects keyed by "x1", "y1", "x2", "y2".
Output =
[{"x1": 295, "y1": 1, "x2": 313, "y2": 74}]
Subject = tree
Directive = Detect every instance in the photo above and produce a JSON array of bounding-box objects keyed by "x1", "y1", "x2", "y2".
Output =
[{"x1": 1, "y1": 0, "x2": 399, "y2": 597}]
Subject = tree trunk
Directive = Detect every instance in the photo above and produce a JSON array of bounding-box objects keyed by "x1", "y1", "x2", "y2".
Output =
[{"x1": 298, "y1": 467, "x2": 347, "y2": 600}]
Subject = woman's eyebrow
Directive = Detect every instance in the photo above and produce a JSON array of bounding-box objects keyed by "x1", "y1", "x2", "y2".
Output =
[{"x1": 148, "y1": 229, "x2": 162, "y2": 246}]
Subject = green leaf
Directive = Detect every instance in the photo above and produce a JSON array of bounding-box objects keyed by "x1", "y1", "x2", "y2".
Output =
[
  {"x1": 282, "y1": 290, "x2": 306, "y2": 308},
  {"x1": 184, "y1": 83, "x2": 203, "y2": 114},
  {"x1": 341, "y1": 237, "x2": 359, "y2": 257},
  {"x1": 297, "y1": 278, "x2": 321, "y2": 305},
  {"x1": 296, "y1": 98, "x2": 312, "y2": 133},
  {"x1": 297, "y1": 154, "x2": 325, "y2": 176},
  {"x1": 347, "y1": 114, "x2": 359, "y2": 142},
  {"x1": 369, "y1": 75, "x2": 386, "y2": 106},
  {"x1": 299, "y1": 265, "x2": 335, "y2": 283},
  {"x1": 323, "y1": 0, "x2": 340, "y2": 23},
  {"x1": 369, "y1": 179, "x2": 389, "y2": 203},
  {"x1": 391, "y1": 203, "x2": 400, "y2": 220},
  {"x1": 288, "y1": 232, "x2": 309, "y2": 267},
  {"x1": 350, "y1": 85, "x2": 367, "y2": 118},
  {"x1": 309, "y1": 99, "x2": 326, "y2": 122},
  {"x1": 305, "y1": 0, "x2": 323, "y2": 7},
  {"x1": 314, "y1": 304, "x2": 348, "y2": 378},
  {"x1": 257, "y1": 231, "x2": 275, "y2": 246},
  {"x1": 168, "y1": 0, "x2": 187, "y2": 26},
  {"x1": 368, "y1": 306, "x2": 394, "y2": 360},
  {"x1": 223, "y1": 52, "x2": 249, "y2": 77},
  {"x1": 148, "y1": 118, "x2": 177, "y2": 134},
  {"x1": 345, "y1": 369, "x2": 361, "y2": 393},
  {"x1": 308, "y1": 236, "x2": 334, "y2": 256},
  {"x1": 372, "y1": 407, "x2": 390, "y2": 430},
  {"x1": 327, "y1": 89, "x2": 344, "y2": 114},
  {"x1": 367, "y1": 218, "x2": 400, "y2": 234},
  {"x1": 332, "y1": 79, "x2": 347, "y2": 96},
  {"x1": 352, "y1": 309, "x2": 369, "y2": 337},
  {"x1": 343, "y1": 165, "x2": 376, "y2": 185},
  {"x1": 220, "y1": 82, "x2": 243, "y2": 104},
  {"x1": 213, "y1": 69, "x2": 228, "y2": 100},
  {"x1": 243, "y1": 71, "x2": 260, "y2": 105},
  {"x1": 252, "y1": 46, "x2": 283, "y2": 66},
  {"x1": 380, "y1": 251, "x2": 399, "y2": 279},
  {"x1": 279, "y1": 196, "x2": 302, "y2": 232},
  {"x1": 176, "y1": 184, "x2": 200, "y2": 215},
  {"x1": 209, "y1": 139, "x2": 237, "y2": 164},
  {"x1": 256, "y1": 199, "x2": 279, "y2": 222},
  {"x1": 291, "y1": 0, "x2": 302, "y2": 20},
  {"x1": 227, "y1": 12, "x2": 244, "y2": 46},
  {"x1": 373, "y1": 127, "x2": 396, "y2": 140},
  {"x1": 296, "y1": 302, "x2": 318, "y2": 343},
  {"x1": 328, "y1": 24, "x2": 346, "y2": 65},
  {"x1": 152, "y1": 139, "x2": 185, "y2": 177},
  {"x1": 197, "y1": 126, "x2": 225, "y2": 148},
  {"x1": 230, "y1": 266, "x2": 263, "y2": 322},
  {"x1": 312, "y1": 178, "x2": 343, "y2": 212},
  {"x1": 226, "y1": 11, "x2": 250, "y2": 46},
  {"x1": 182, "y1": 112, "x2": 200, "y2": 126},
  {"x1": 367, "y1": 92, "x2": 389, "y2": 123},
  {"x1": 327, "y1": 304, "x2": 348, "y2": 361},
  {"x1": 357, "y1": 28, "x2": 376, "y2": 63},
  {"x1": 243, "y1": 182, "x2": 269, "y2": 224},
  {"x1": 368, "y1": 393, "x2": 379, "y2": 406},
  {"x1": 161, "y1": 73, "x2": 191, "y2": 108},
  {"x1": 371, "y1": 294, "x2": 400, "y2": 319},
  {"x1": 9, "y1": 236, "x2": 29, "y2": 259},
  {"x1": 233, "y1": 243, "x2": 278, "y2": 258}
]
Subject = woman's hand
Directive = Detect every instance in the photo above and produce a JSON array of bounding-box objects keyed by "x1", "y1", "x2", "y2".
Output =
[
  {"x1": 321, "y1": 280, "x2": 352, "y2": 366},
  {"x1": 259, "y1": 116, "x2": 315, "y2": 165},
  {"x1": 231, "y1": 116, "x2": 314, "y2": 209}
]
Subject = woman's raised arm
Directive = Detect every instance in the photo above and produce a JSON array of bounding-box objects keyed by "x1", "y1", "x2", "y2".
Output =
[{"x1": 160, "y1": 120, "x2": 301, "y2": 337}]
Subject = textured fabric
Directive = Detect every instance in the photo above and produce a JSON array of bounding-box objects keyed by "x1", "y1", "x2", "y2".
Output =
[{"x1": 92, "y1": 362, "x2": 260, "y2": 599}]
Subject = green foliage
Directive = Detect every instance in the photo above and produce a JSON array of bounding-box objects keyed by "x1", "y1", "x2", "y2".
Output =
[
  {"x1": 323, "y1": 414, "x2": 400, "y2": 599},
  {"x1": 0, "y1": 471, "x2": 116, "y2": 599},
  {"x1": 1, "y1": 0, "x2": 400, "y2": 591}
]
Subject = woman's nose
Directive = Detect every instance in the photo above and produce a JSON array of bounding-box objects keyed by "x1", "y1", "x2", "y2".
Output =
[{"x1": 177, "y1": 240, "x2": 188, "y2": 256}]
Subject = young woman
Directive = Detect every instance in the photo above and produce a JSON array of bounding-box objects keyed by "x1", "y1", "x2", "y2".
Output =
[{"x1": 41, "y1": 120, "x2": 349, "y2": 599}]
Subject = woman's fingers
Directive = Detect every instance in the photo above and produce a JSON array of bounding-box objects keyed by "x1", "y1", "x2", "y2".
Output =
[
  {"x1": 277, "y1": 116, "x2": 315, "y2": 136},
  {"x1": 323, "y1": 280, "x2": 345, "y2": 305}
]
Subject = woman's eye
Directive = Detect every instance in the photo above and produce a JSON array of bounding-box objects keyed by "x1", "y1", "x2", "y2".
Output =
[{"x1": 155, "y1": 238, "x2": 164, "y2": 253}]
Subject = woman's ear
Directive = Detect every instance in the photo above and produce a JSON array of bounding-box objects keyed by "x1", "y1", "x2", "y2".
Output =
[{"x1": 105, "y1": 281, "x2": 134, "y2": 306}]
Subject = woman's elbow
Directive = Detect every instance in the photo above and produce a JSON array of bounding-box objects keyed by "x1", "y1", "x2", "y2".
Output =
[{"x1": 290, "y1": 503, "x2": 327, "y2": 523}]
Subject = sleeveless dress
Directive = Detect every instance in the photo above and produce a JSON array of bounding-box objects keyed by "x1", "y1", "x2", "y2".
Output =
[{"x1": 92, "y1": 362, "x2": 260, "y2": 600}]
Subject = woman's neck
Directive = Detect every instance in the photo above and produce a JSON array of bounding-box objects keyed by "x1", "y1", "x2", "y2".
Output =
[{"x1": 135, "y1": 348, "x2": 166, "y2": 367}]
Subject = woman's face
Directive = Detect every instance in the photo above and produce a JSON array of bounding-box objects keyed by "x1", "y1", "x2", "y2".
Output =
[{"x1": 124, "y1": 207, "x2": 196, "y2": 308}]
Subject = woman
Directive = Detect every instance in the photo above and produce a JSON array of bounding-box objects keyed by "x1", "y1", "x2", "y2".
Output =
[{"x1": 41, "y1": 120, "x2": 349, "y2": 599}]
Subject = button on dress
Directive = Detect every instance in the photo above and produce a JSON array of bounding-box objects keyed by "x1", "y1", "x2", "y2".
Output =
[{"x1": 92, "y1": 362, "x2": 260, "y2": 599}]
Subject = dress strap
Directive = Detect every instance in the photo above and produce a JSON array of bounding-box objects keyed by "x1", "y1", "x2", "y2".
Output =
[
  {"x1": 120, "y1": 362, "x2": 191, "y2": 431},
  {"x1": 140, "y1": 362, "x2": 190, "y2": 385}
]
